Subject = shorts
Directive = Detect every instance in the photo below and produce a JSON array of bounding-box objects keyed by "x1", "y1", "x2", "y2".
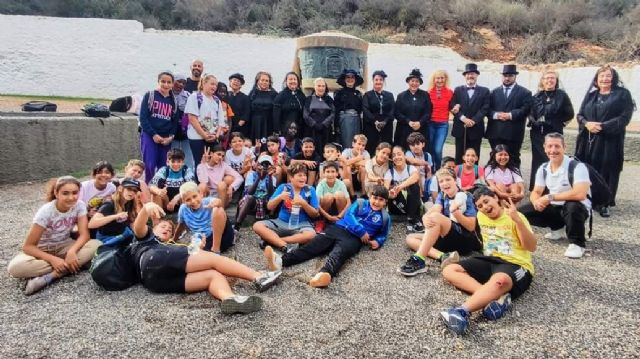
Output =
[
  {"x1": 433, "y1": 221, "x2": 482, "y2": 255},
  {"x1": 139, "y1": 246, "x2": 189, "y2": 293},
  {"x1": 203, "y1": 218, "x2": 235, "y2": 253},
  {"x1": 459, "y1": 256, "x2": 533, "y2": 299},
  {"x1": 260, "y1": 218, "x2": 315, "y2": 237}
]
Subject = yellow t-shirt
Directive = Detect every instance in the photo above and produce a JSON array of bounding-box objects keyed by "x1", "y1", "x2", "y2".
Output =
[{"x1": 477, "y1": 211, "x2": 535, "y2": 275}]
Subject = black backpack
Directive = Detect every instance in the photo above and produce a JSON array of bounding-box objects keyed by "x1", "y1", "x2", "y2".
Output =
[
  {"x1": 82, "y1": 103, "x2": 111, "y2": 118},
  {"x1": 22, "y1": 101, "x2": 57, "y2": 112},
  {"x1": 90, "y1": 245, "x2": 138, "y2": 291},
  {"x1": 109, "y1": 96, "x2": 133, "y2": 112}
]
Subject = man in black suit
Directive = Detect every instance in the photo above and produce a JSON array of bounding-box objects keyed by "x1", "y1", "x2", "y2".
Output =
[
  {"x1": 450, "y1": 63, "x2": 490, "y2": 163},
  {"x1": 485, "y1": 64, "x2": 532, "y2": 167}
]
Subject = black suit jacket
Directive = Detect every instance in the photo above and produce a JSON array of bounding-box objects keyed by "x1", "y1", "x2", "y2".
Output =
[
  {"x1": 450, "y1": 85, "x2": 490, "y2": 140},
  {"x1": 485, "y1": 83, "x2": 533, "y2": 143}
]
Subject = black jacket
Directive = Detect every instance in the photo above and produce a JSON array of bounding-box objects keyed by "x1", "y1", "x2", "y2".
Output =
[
  {"x1": 485, "y1": 83, "x2": 532, "y2": 142},
  {"x1": 334, "y1": 87, "x2": 363, "y2": 114},
  {"x1": 273, "y1": 89, "x2": 306, "y2": 134},
  {"x1": 450, "y1": 85, "x2": 490, "y2": 140},
  {"x1": 394, "y1": 89, "x2": 432, "y2": 128},
  {"x1": 529, "y1": 89, "x2": 574, "y2": 135}
]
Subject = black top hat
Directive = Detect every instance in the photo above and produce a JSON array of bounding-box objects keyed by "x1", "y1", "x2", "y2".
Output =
[
  {"x1": 337, "y1": 69, "x2": 364, "y2": 88},
  {"x1": 372, "y1": 70, "x2": 387, "y2": 79},
  {"x1": 121, "y1": 177, "x2": 141, "y2": 191},
  {"x1": 228, "y1": 73, "x2": 245, "y2": 85},
  {"x1": 501, "y1": 64, "x2": 519, "y2": 75},
  {"x1": 462, "y1": 63, "x2": 480, "y2": 75},
  {"x1": 405, "y1": 68, "x2": 424, "y2": 84}
]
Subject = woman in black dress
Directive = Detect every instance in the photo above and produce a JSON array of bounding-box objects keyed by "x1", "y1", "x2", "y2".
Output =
[
  {"x1": 273, "y1": 72, "x2": 306, "y2": 137},
  {"x1": 394, "y1": 68, "x2": 432, "y2": 150},
  {"x1": 303, "y1": 77, "x2": 335, "y2": 154},
  {"x1": 528, "y1": 70, "x2": 574, "y2": 190},
  {"x1": 362, "y1": 70, "x2": 395, "y2": 155},
  {"x1": 248, "y1": 71, "x2": 278, "y2": 144},
  {"x1": 334, "y1": 69, "x2": 364, "y2": 148},
  {"x1": 575, "y1": 65, "x2": 636, "y2": 217}
]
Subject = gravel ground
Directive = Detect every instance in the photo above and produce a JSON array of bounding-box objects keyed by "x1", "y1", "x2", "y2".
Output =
[{"x1": 1, "y1": 148, "x2": 639, "y2": 358}]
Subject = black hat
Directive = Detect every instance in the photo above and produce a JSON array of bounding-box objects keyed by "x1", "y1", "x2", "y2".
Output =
[
  {"x1": 228, "y1": 73, "x2": 245, "y2": 85},
  {"x1": 336, "y1": 69, "x2": 364, "y2": 88},
  {"x1": 462, "y1": 63, "x2": 480, "y2": 75},
  {"x1": 501, "y1": 64, "x2": 519, "y2": 75},
  {"x1": 405, "y1": 68, "x2": 423, "y2": 84},
  {"x1": 121, "y1": 177, "x2": 141, "y2": 191},
  {"x1": 372, "y1": 70, "x2": 387, "y2": 79}
]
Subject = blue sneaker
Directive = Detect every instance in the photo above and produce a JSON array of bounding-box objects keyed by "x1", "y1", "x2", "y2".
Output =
[
  {"x1": 482, "y1": 293, "x2": 512, "y2": 321},
  {"x1": 398, "y1": 255, "x2": 428, "y2": 277},
  {"x1": 440, "y1": 307, "x2": 469, "y2": 335}
]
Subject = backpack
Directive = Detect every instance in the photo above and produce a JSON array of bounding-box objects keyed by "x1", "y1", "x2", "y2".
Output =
[
  {"x1": 82, "y1": 103, "x2": 111, "y2": 118},
  {"x1": 89, "y1": 245, "x2": 138, "y2": 291},
  {"x1": 21, "y1": 101, "x2": 57, "y2": 112},
  {"x1": 389, "y1": 164, "x2": 415, "y2": 187},
  {"x1": 109, "y1": 96, "x2": 133, "y2": 112},
  {"x1": 542, "y1": 158, "x2": 612, "y2": 237},
  {"x1": 180, "y1": 92, "x2": 220, "y2": 133},
  {"x1": 355, "y1": 198, "x2": 390, "y2": 228}
]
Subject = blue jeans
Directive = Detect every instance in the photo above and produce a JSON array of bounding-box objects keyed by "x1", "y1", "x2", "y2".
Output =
[{"x1": 429, "y1": 122, "x2": 449, "y2": 170}]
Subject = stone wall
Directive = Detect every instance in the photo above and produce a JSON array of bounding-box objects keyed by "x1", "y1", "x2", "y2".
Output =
[{"x1": 0, "y1": 113, "x2": 139, "y2": 184}]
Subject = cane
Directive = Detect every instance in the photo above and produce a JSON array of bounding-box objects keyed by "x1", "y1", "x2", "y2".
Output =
[{"x1": 463, "y1": 126, "x2": 467, "y2": 153}]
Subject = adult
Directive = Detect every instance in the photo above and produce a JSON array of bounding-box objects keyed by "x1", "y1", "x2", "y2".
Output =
[
  {"x1": 528, "y1": 70, "x2": 574, "y2": 191},
  {"x1": 427, "y1": 69, "x2": 454, "y2": 170},
  {"x1": 227, "y1": 73, "x2": 251, "y2": 138},
  {"x1": 334, "y1": 69, "x2": 364, "y2": 148},
  {"x1": 185, "y1": 74, "x2": 225, "y2": 167},
  {"x1": 394, "y1": 68, "x2": 432, "y2": 151},
  {"x1": 248, "y1": 71, "x2": 278, "y2": 144},
  {"x1": 574, "y1": 65, "x2": 635, "y2": 217},
  {"x1": 362, "y1": 70, "x2": 395, "y2": 155},
  {"x1": 170, "y1": 73, "x2": 195, "y2": 170},
  {"x1": 273, "y1": 72, "x2": 306, "y2": 137},
  {"x1": 303, "y1": 78, "x2": 335, "y2": 154},
  {"x1": 184, "y1": 59, "x2": 203, "y2": 93},
  {"x1": 520, "y1": 133, "x2": 591, "y2": 259},
  {"x1": 485, "y1": 65, "x2": 532, "y2": 168},
  {"x1": 450, "y1": 63, "x2": 490, "y2": 163}
]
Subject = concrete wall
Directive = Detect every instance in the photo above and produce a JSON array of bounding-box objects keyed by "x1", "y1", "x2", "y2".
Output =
[{"x1": 0, "y1": 113, "x2": 139, "y2": 184}]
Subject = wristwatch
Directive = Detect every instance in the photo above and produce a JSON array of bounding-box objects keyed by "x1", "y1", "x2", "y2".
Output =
[{"x1": 547, "y1": 194, "x2": 554, "y2": 201}]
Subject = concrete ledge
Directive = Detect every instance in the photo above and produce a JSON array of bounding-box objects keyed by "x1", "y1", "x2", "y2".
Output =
[{"x1": 0, "y1": 112, "x2": 139, "y2": 184}]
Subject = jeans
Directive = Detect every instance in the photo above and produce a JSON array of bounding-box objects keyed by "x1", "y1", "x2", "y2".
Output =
[{"x1": 429, "y1": 122, "x2": 449, "y2": 170}]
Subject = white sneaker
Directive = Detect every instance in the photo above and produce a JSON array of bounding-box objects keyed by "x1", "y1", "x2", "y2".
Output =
[
  {"x1": 564, "y1": 244, "x2": 586, "y2": 259},
  {"x1": 544, "y1": 229, "x2": 564, "y2": 240}
]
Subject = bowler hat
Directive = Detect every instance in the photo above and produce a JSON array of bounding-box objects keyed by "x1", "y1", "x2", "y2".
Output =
[
  {"x1": 337, "y1": 69, "x2": 364, "y2": 87},
  {"x1": 405, "y1": 68, "x2": 424, "y2": 84},
  {"x1": 462, "y1": 63, "x2": 480, "y2": 75},
  {"x1": 501, "y1": 64, "x2": 519, "y2": 75},
  {"x1": 228, "y1": 73, "x2": 245, "y2": 85}
]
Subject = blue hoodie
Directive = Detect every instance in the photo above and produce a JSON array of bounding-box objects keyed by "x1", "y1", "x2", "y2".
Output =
[
  {"x1": 139, "y1": 90, "x2": 177, "y2": 137},
  {"x1": 336, "y1": 200, "x2": 391, "y2": 247}
]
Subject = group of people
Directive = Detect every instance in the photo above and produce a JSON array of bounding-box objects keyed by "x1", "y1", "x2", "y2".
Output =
[{"x1": 6, "y1": 61, "x2": 635, "y2": 335}]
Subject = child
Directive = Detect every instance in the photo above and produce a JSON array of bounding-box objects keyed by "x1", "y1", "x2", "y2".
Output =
[
  {"x1": 318, "y1": 143, "x2": 344, "y2": 180},
  {"x1": 384, "y1": 146, "x2": 424, "y2": 233},
  {"x1": 253, "y1": 163, "x2": 319, "y2": 252},
  {"x1": 263, "y1": 135, "x2": 286, "y2": 184},
  {"x1": 225, "y1": 132, "x2": 254, "y2": 178},
  {"x1": 89, "y1": 178, "x2": 140, "y2": 247},
  {"x1": 405, "y1": 132, "x2": 434, "y2": 198},
  {"x1": 315, "y1": 161, "x2": 351, "y2": 233},
  {"x1": 234, "y1": 155, "x2": 277, "y2": 230},
  {"x1": 456, "y1": 148, "x2": 485, "y2": 191},
  {"x1": 440, "y1": 186, "x2": 536, "y2": 335},
  {"x1": 400, "y1": 168, "x2": 481, "y2": 276},
  {"x1": 122, "y1": 159, "x2": 151, "y2": 204},
  {"x1": 79, "y1": 160, "x2": 117, "y2": 222},
  {"x1": 263, "y1": 185, "x2": 391, "y2": 288},
  {"x1": 341, "y1": 134, "x2": 370, "y2": 198},
  {"x1": 484, "y1": 144, "x2": 525, "y2": 205},
  {"x1": 428, "y1": 156, "x2": 456, "y2": 202},
  {"x1": 364, "y1": 142, "x2": 392, "y2": 196},
  {"x1": 215, "y1": 81, "x2": 233, "y2": 148},
  {"x1": 196, "y1": 145, "x2": 243, "y2": 208},
  {"x1": 131, "y1": 201, "x2": 281, "y2": 314},
  {"x1": 290, "y1": 137, "x2": 322, "y2": 186},
  {"x1": 149, "y1": 148, "x2": 196, "y2": 213},
  {"x1": 8, "y1": 176, "x2": 102, "y2": 295},
  {"x1": 173, "y1": 182, "x2": 235, "y2": 254}
]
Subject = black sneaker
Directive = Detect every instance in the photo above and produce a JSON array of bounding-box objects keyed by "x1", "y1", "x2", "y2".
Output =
[
  {"x1": 259, "y1": 240, "x2": 268, "y2": 250},
  {"x1": 599, "y1": 206, "x2": 610, "y2": 218},
  {"x1": 398, "y1": 255, "x2": 428, "y2": 277},
  {"x1": 221, "y1": 295, "x2": 263, "y2": 314},
  {"x1": 412, "y1": 221, "x2": 425, "y2": 233},
  {"x1": 405, "y1": 223, "x2": 415, "y2": 233}
]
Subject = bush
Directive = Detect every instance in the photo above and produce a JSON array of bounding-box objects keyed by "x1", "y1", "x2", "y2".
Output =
[
  {"x1": 486, "y1": 0, "x2": 531, "y2": 37},
  {"x1": 516, "y1": 32, "x2": 574, "y2": 64},
  {"x1": 449, "y1": 0, "x2": 489, "y2": 29}
]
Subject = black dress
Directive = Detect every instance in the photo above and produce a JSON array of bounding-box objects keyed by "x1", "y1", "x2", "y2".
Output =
[
  {"x1": 248, "y1": 88, "x2": 278, "y2": 140},
  {"x1": 273, "y1": 89, "x2": 306, "y2": 136},
  {"x1": 362, "y1": 90, "x2": 395, "y2": 154},
  {"x1": 529, "y1": 89, "x2": 574, "y2": 190},
  {"x1": 574, "y1": 87, "x2": 635, "y2": 206},
  {"x1": 303, "y1": 94, "x2": 335, "y2": 154},
  {"x1": 227, "y1": 91, "x2": 251, "y2": 138},
  {"x1": 394, "y1": 89, "x2": 432, "y2": 150}
]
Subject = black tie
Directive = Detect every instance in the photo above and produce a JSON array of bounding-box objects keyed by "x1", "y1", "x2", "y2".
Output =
[
  {"x1": 467, "y1": 86, "x2": 475, "y2": 90},
  {"x1": 504, "y1": 87, "x2": 511, "y2": 98}
]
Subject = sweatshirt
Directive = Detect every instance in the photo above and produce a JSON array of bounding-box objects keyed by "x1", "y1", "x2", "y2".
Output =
[{"x1": 139, "y1": 90, "x2": 177, "y2": 137}]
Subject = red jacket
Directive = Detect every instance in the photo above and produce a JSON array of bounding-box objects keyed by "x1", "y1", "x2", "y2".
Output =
[{"x1": 428, "y1": 87, "x2": 453, "y2": 123}]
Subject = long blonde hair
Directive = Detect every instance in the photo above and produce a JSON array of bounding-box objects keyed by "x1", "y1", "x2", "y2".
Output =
[
  {"x1": 111, "y1": 180, "x2": 140, "y2": 223},
  {"x1": 428, "y1": 69, "x2": 450, "y2": 90},
  {"x1": 198, "y1": 74, "x2": 218, "y2": 92}
]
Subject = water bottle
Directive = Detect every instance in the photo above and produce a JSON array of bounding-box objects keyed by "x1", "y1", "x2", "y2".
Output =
[
  {"x1": 289, "y1": 205, "x2": 301, "y2": 228},
  {"x1": 188, "y1": 232, "x2": 203, "y2": 255}
]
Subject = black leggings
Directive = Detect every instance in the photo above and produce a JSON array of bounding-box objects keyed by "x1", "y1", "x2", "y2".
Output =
[
  {"x1": 282, "y1": 225, "x2": 363, "y2": 277},
  {"x1": 387, "y1": 182, "x2": 421, "y2": 222}
]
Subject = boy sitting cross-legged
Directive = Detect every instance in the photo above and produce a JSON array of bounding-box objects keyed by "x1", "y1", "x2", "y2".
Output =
[
  {"x1": 252, "y1": 163, "x2": 319, "y2": 253},
  {"x1": 264, "y1": 185, "x2": 391, "y2": 288},
  {"x1": 341, "y1": 134, "x2": 370, "y2": 199},
  {"x1": 315, "y1": 161, "x2": 351, "y2": 233},
  {"x1": 440, "y1": 186, "x2": 536, "y2": 335},
  {"x1": 149, "y1": 148, "x2": 196, "y2": 214},
  {"x1": 173, "y1": 182, "x2": 236, "y2": 254}
]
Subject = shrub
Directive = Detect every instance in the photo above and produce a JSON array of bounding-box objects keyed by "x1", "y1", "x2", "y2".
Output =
[{"x1": 516, "y1": 32, "x2": 574, "y2": 64}]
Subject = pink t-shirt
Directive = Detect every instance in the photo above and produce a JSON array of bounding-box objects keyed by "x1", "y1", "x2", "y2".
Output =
[{"x1": 457, "y1": 165, "x2": 485, "y2": 189}]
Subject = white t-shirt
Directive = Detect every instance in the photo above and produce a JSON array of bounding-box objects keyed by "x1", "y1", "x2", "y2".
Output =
[
  {"x1": 342, "y1": 148, "x2": 371, "y2": 161},
  {"x1": 485, "y1": 166, "x2": 523, "y2": 185},
  {"x1": 384, "y1": 164, "x2": 416, "y2": 185},
  {"x1": 33, "y1": 200, "x2": 88, "y2": 248},
  {"x1": 405, "y1": 150, "x2": 433, "y2": 178},
  {"x1": 79, "y1": 180, "x2": 116, "y2": 212},
  {"x1": 185, "y1": 92, "x2": 226, "y2": 140},
  {"x1": 225, "y1": 147, "x2": 255, "y2": 173},
  {"x1": 534, "y1": 155, "x2": 591, "y2": 210}
]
